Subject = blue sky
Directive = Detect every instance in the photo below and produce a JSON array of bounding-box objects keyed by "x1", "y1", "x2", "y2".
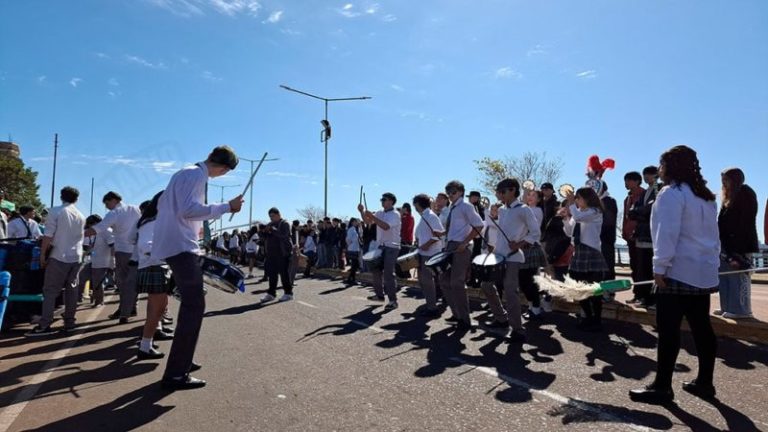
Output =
[{"x1": 1, "y1": 0, "x2": 767, "y2": 237}]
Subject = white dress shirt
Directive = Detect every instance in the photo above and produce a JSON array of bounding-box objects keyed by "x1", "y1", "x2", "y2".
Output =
[
  {"x1": 445, "y1": 197, "x2": 484, "y2": 243},
  {"x1": 89, "y1": 228, "x2": 115, "y2": 269},
  {"x1": 152, "y1": 162, "x2": 231, "y2": 260},
  {"x1": 92, "y1": 202, "x2": 141, "y2": 253},
  {"x1": 136, "y1": 220, "x2": 164, "y2": 269},
  {"x1": 415, "y1": 209, "x2": 444, "y2": 257},
  {"x1": 45, "y1": 202, "x2": 85, "y2": 263},
  {"x1": 246, "y1": 235, "x2": 259, "y2": 254},
  {"x1": 437, "y1": 207, "x2": 449, "y2": 228},
  {"x1": 216, "y1": 236, "x2": 226, "y2": 250},
  {"x1": 6, "y1": 217, "x2": 42, "y2": 239},
  {"x1": 493, "y1": 202, "x2": 540, "y2": 263},
  {"x1": 563, "y1": 204, "x2": 603, "y2": 251},
  {"x1": 651, "y1": 182, "x2": 720, "y2": 288},
  {"x1": 303, "y1": 235, "x2": 317, "y2": 253},
  {"x1": 346, "y1": 226, "x2": 361, "y2": 253},
  {"x1": 228, "y1": 235, "x2": 240, "y2": 249},
  {"x1": 374, "y1": 209, "x2": 401, "y2": 249}
]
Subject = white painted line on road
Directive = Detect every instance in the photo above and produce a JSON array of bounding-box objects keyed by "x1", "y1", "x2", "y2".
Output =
[
  {"x1": 297, "y1": 301, "x2": 318, "y2": 309},
  {"x1": 0, "y1": 305, "x2": 105, "y2": 432},
  {"x1": 448, "y1": 357, "x2": 661, "y2": 432}
]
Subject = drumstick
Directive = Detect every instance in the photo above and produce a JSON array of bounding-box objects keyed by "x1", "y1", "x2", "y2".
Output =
[
  {"x1": 228, "y1": 152, "x2": 268, "y2": 222},
  {"x1": 359, "y1": 186, "x2": 363, "y2": 206},
  {"x1": 363, "y1": 192, "x2": 368, "y2": 210}
]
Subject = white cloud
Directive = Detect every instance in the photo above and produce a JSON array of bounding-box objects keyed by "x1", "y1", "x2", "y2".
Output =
[
  {"x1": 208, "y1": 0, "x2": 261, "y2": 17},
  {"x1": 147, "y1": 0, "x2": 205, "y2": 17},
  {"x1": 390, "y1": 84, "x2": 404, "y2": 92},
  {"x1": 70, "y1": 77, "x2": 83, "y2": 87},
  {"x1": 576, "y1": 70, "x2": 597, "y2": 79},
  {"x1": 265, "y1": 10, "x2": 282, "y2": 23},
  {"x1": 365, "y1": 3, "x2": 379, "y2": 14},
  {"x1": 95, "y1": 52, "x2": 110, "y2": 59},
  {"x1": 280, "y1": 28, "x2": 302, "y2": 36},
  {"x1": 495, "y1": 67, "x2": 522, "y2": 80},
  {"x1": 37, "y1": 75, "x2": 47, "y2": 84},
  {"x1": 125, "y1": 55, "x2": 168, "y2": 70},
  {"x1": 526, "y1": 44, "x2": 547, "y2": 57},
  {"x1": 108, "y1": 77, "x2": 119, "y2": 86},
  {"x1": 382, "y1": 14, "x2": 396, "y2": 22},
  {"x1": 338, "y1": 3, "x2": 360, "y2": 18},
  {"x1": 201, "y1": 71, "x2": 223, "y2": 82},
  {"x1": 152, "y1": 161, "x2": 179, "y2": 174},
  {"x1": 266, "y1": 171, "x2": 309, "y2": 178}
]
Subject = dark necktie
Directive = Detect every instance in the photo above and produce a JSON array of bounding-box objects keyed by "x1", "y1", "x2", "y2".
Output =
[
  {"x1": 573, "y1": 222, "x2": 582, "y2": 246},
  {"x1": 445, "y1": 205, "x2": 456, "y2": 235}
]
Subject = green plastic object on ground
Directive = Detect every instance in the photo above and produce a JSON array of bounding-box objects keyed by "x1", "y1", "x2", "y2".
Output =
[{"x1": 593, "y1": 279, "x2": 632, "y2": 296}]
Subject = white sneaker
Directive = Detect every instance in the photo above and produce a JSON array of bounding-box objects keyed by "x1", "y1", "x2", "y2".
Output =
[
  {"x1": 541, "y1": 299, "x2": 553, "y2": 313},
  {"x1": 260, "y1": 294, "x2": 276, "y2": 303},
  {"x1": 278, "y1": 294, "x2": 293, "y2": 302}
]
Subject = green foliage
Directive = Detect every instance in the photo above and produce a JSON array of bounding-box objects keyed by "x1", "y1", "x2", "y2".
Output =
[
  {"x1": 0, "y1": 155, "x2": 43, "y2": 210},
  {"x1": 473, "y1": 151, "x2": 564, "y2": 194}
]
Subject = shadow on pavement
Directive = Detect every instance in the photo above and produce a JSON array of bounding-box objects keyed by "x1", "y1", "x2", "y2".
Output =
[
  {"x1": 662, "y1": 398, "x2": 761, "y2": 432},
  {"x1": 546, "y1": 399, "x2": 674, "y2": 430},
  {"x1": 19, "y1": 382, "x2": 174, "y2": 432},
  {"x1": 297, "y1": 306, "x2": 384, "y2": 342}
]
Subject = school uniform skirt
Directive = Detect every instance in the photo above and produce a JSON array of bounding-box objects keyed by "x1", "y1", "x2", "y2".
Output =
[
  {"x1": 137, "y1": 265, "x2": 173, "y2": 295},
  {"x1": 520, "y1": 243, "x2": 547, "y2": 270},
  {"x1": 569, "y1": 244, "x2": 609, "y2": 274}
]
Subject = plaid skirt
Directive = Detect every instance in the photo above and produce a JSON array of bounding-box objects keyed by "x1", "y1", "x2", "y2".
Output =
[
  {"x1": 137, "y1": 265, "x2": 173, "y2": 294},
  {"x1": 569, "y1": 243, "x2": 609, "y2": 273},
  {"x1": 520, "y1": 243, "x2": 547, "y2": 270}
]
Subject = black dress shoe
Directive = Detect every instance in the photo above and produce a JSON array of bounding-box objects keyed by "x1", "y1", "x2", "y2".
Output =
[
  {"x1": 162, "y1": 325, "x2": 175, "y2": 333},
  {"x1": 154, "y1": 330, "x2": 175, "y2": 340},
  {"x1": 418, "y1": 308, "x2": 442, "y2": 318},
  {"x1": 137, "y1": 348, "x2": 165, "y2": 360},
  {"x1": 629, "y1": 385, "x2": 674, "y2": 404},
  {"x1": 484, "y1": 320, "x2": 510, "y2": 329},
  {"x1": 161, "y1": 375, "x2": 207, "y2": 391},
  {"x1": 136, "y1": 341, "x2": 159, "y2": 349},
  {"x1": 109, "y1": 310, "x2": 121, "y2": 320},
  {"x1": 682, "y1": 380, "x2": 716, "y2": 399},
  {"x1": 445, "y1": 316, "x2": 460, "y2": 324},
  {"x1": 130, "y1": 308, "x2": 138, "y2": 317},
  {"x1": 119, "y1": 317, "x2": 129, "y2": 324},
  {"x1": 161, "y1": 317, "x2": 174, "y2": 326},
  {"x1": 455, "y1": 320, "x2": 474, "y2": 331},
  {"x1": 190, "y1": 362, "x2": 202, "y2": 372},
  {"x1": 507, "y1": 330, "x2": 526, "y2": 343}
]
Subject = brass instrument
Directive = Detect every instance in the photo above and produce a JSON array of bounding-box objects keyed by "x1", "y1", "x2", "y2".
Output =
[
  {"x1": 558, "y1": 183, "x2": 574, "y2": 198},
  {"x1": 522, "y1": 180, "x2": 536, "y2": 191}
]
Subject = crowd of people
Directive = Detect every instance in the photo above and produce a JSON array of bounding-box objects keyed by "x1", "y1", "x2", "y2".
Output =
[{"x1": 0, "y1": 144, "x2": 766, "y2": 401}]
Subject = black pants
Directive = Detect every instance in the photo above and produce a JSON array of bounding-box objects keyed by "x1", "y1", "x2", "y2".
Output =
[
  {"x1": 653, "y1": 292, "x2": 717, "y2": 389},
  {"x1": 164, "y1": 252, "x2": 205, "y2": 379},
  {"x1": 518, "y1": 268, "x2": 540, "y2": 307},
  {"x1": 635, "y1": 247, "x2": 655, "y2": 304},
  {"x1": 266, "y1": 255, "x2": 292, "y2": 296},
  {"x1": 347, "y1": 252, "x2": 360, "y2": 281},
  {"x1": 571, "y1": 270, "x2": 603, "y2": 324}
]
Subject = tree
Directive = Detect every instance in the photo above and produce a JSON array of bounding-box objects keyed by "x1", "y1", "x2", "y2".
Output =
[
  {"x1": 296, "y1": 205, "x2": 325, "y2": 223},
  {"x1": 0, "y1": 155, "x2": 43, "y2": 210},
  {"x1": 474, "y1": 151, "x2": 564, "y2": 194}
]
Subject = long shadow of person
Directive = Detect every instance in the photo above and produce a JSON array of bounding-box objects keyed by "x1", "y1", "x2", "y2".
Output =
[
  {"x1": 546, "y1": 399, "x2": 674, "y2": 430},
  {"x1": 20, "y1": 381, "x2": 174, "y2": 432},
  {"x1": 412, "y1": 327, "x2": 469, "y2": 379},
  {"x1": 375, "y1": 310, "x2": 433, "y2": 351},
  {"x1": 660, "y1": 398, "x2": 761, "y2": 432}
]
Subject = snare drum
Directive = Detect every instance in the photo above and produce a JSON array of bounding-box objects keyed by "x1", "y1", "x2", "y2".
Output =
[
  {"x1": 471, "y1": 253, "x2": 505, "y2": 282},
  {"x1": 199, "y1": 256, "x2": 245, "y2": 294},
  {"x1": 362, "y1": 249, "x2": 384, "y2": 271},
  {"x1": 425, "y1": 251, "x2": 453, "y2": 276},
  {"x1": 396, "y1": 250, "x2": 420, "y2": 273}
]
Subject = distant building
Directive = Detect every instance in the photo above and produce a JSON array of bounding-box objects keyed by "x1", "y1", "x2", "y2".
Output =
[{"x1": 0, "y1": 141, "x2": 20, "y2": 158}]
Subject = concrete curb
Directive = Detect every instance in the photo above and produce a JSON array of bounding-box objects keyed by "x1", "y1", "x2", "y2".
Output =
[{"x1": 313, "y1": 268, "x2": 768, "y2": 344}]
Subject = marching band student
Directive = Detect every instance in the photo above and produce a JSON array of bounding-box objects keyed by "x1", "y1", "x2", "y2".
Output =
[
  {"x1": 412, "y1": 194, "x2": 444, "y2": 317},
  {"x1": 630, "y1": 145, "x2": 720, "y2": 404},
  {"x1": 153, "y1": 145, "x2": 243, "y2": 390},
  {"x1": 6, "y1": 206, "x2": 42, "y2": 239},
  {"x1": 520, "y1": 189, "x2": 546, "y2": 320},
  {"x1": 245, "y1": 229, "x2": 259, "y2": 278},
  {"x1": 135, "y1": 192, "x2": 175, "y2": 360},
  {"x1": 87, "y1": 191, "x2": 141, "y2": 323},
  {"x1": 441, "y1": 181, "x2": 485, "y2": 330},
  {"x1": 478, "y1": 191, "x2": 508, "y2": 327},
  {"x1": 79, "y1": 215, "x2": 115, "y2": 307},
  {"x1": 562, "y1": 187, "x2": 609, "y2": 332},
  {"x1": 228, "y1": 230, "x2": 240, "y2": 264},
  {"x1": 358, "y1": 192, "x2": 401, "y2": 310},
  {"x1": 26, "y1": 187, "x2": 86, "y2": 336},
  {"x1": 215, "y1": 234, "x2": 226, "y2": 258},
  {"x1": 434, "y1": 192, "x2": 450, "y2": 228},
  {"x1": 345, "y1": 218, "x2": 362, "y2": 285},
  {"x1": 487, "y1": 178, "x2": 538, "y2": 342},
  {"x1": 302, "y1": 222, "x2": 318, "y2": 278}
]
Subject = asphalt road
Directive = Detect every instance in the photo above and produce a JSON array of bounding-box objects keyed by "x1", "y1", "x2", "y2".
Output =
[{"x1": 1, "y1": 269, "x2": 767, "y2": 432}]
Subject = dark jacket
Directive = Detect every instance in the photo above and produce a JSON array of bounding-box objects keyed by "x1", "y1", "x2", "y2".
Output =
[
  {"x1": 628, "y1": 184, "x2": 658, "y2": 244},
  {"x1": 718, "y1": 184, "x2": 759, "y2": 255},
  {"x1": 264, "y1": 219, "x2": 292, "y2": 257},
  {"x1": 600, "y1": 195, "x2": 618, "y2": 248},
  {"x1": 541, "y1": 196, "x2": 558, "y2": 232}
]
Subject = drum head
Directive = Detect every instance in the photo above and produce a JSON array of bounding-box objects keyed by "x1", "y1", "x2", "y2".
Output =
[
  {"x1": 362, "y1": 249, "x2": 382, "y2": 261},
  {"x1": 425, "y1": 251, "x2": 448, "y2": 267},
  {"x1": 472, "y1": 253, "x2": 504, "y2": 266}
]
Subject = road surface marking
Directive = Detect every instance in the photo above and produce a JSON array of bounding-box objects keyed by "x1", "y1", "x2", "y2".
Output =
[
  {"x1": 0, "y1": 305, "x2": 104, "y2": 432},
  {"x1": 449, "y1": 357, "x2": 661, "y2": 432},
  {"x1": 297, "y1": 301, "x2": 318, "y2": 309}
]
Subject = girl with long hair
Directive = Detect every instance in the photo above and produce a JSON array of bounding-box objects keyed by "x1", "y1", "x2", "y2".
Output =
[{"x1": 630, "y1": 145, "x2": 720, "y2": 404}]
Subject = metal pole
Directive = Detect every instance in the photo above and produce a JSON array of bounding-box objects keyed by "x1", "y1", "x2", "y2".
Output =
[
  {"x1": 249, "y1": 159, "x2": 254, "y2": 227},
  {"x1": 89, "y1": 177, "x2": 94, "y2": 214},
  {"x1": 50, "y1": 133, "x2": 58, "y2": 207},
  {"x1": 324, "y1": 100, "x2": 328, "y2": 218}
]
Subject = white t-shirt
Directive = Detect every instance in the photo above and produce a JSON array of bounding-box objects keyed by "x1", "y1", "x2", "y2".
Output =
[
  {"x1": 137, "y1": 220, "x2": 164, "y2": 269},
  {"x1": 89, "y1": 228, "x2": 116, "y2": 269},
  {"x1": 245, "y1": 234, "x2": 259, "y2": 254},
  {"x1": 374, "y1": 209, "x2": 401, "y2": 249},
  {"x1": 45, "y1": 202, "x2": 85, "y2": 263},
  {"x1": 6, "y1": 217, "x2": 42, "y2": 239},
  {"x1": 346, "y1": 226, "x2": 361, "y2": 253},
  {"x1": 415, "y1": 209, "x2": 444, "y2": 257}
]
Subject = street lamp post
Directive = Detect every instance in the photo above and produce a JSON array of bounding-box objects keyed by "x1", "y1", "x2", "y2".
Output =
[
  {"x1": 279, "y1": 84, "x2": 371, "y2": 218},
  {"x1": 208, "y1": 183, "x2": 241, "y2": 232},
  {"x1": 239, "y1": 155, "x2": 279, "y2": 227}
]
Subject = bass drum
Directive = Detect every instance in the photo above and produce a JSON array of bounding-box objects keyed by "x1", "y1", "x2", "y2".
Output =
[
  {"x1": 471, "y1": 253, "x2": 505, "y2": 282},
  {"x1": 362, "y1": 249, "x2": 384, "y2": 271},
  {"x1": 425, "y1": 251, "x2": 453, "y2": 276},
  {"x1": 199, "y1": 256, "x2": 245, "y2": 294},
  {"x1": 396, "y1": 250, "x2": 420, "y2": 273}
]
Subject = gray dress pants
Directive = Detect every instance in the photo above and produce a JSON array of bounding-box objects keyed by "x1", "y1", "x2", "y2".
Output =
[
  {"x1": 115, "y1": 252, "x2": 138, "y2": 318},
  {"x1": 418, "y1": 254, "x2": 439, "y2": 310},
  {"x1": 440, "y1": 241, "x2": 472, "y2": 322},
  {"x1": 371, "y1": 247, "x2": 399, "y2": 301},
  {"x1": 40, "y1": 258, "x2": 81, "y2": 328}
]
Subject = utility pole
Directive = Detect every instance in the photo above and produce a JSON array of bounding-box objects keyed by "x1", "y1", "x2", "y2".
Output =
[{"x1": 50, "y1": 133, "x2": 58, "y2": 208}]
